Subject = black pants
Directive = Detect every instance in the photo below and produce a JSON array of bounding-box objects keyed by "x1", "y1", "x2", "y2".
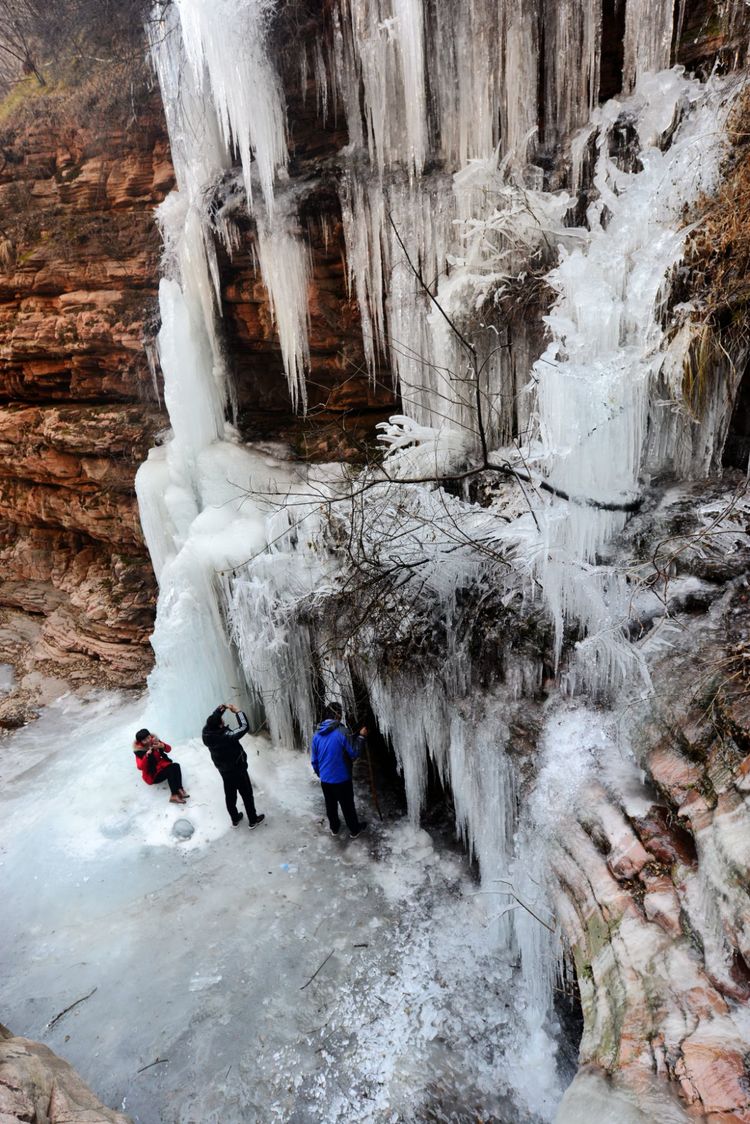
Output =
[
  {"x1": 321, "y1": 779, "x2": 361, "y2": 833},
  {"x1": 154, "y1": 762, "x2": 183, "y2": 796},
  {"x1": 222, "y1": 765, "x2": 257, "y2": 823}
]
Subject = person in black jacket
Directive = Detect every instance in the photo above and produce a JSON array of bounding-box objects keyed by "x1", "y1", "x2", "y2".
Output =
[{"x1": 202, "y1": 703, "x2": 265, "y2": 829}]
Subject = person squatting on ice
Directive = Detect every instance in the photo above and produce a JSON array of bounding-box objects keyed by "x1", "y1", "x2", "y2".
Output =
[
  {"x1": 311, "y1": 702, "x2": 368, "y2": 838},
  {"x1": 133, "y1": 730, "x2": 189, "y2": 804},
  {"x1": 202, "y1": 703, "x2": 265, "y2": 829}
]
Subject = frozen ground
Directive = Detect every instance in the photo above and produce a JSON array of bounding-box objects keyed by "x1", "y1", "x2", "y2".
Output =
[
  {"x1": 0, "y1": 690, "x2": 563, "y2": 1123},
  {"x1": 0, "y1": 663, "x2": 13, "y2": 696}
]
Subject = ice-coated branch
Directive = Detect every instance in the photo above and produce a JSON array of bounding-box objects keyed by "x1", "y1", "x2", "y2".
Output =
[{"x1": 387, "y1": 211, "x2": 641, "y2": 516}]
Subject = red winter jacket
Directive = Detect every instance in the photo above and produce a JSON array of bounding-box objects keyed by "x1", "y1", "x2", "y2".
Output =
[{"x1": 133, "y1": 738, "x2": 173, "y2": 785}]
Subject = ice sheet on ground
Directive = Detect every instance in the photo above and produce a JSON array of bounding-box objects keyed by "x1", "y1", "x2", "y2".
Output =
[
  {"x1": 0, "y1": 692, "x2": 562, "y2": 1123},
  {"x1": 0, "y1": 663, "x2": 13, "y2": 696}
]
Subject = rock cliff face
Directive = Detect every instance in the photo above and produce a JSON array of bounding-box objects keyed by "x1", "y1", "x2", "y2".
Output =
[
  {"x1": 1, "y1": 0, "x2": 741, "y2": 701},
  {"x1": 0, "y1": 54, "x2": 395, "y2": 705},
  {"x1": 0, "y1": 74, "x2": 173, "y2": 700},
  {"x1": 0, "y1": 1022, "x2": 130, "y2": 1124},
  {"x1": 2, "y1": 3, "x2": 750, "y2": 1117},
  {"x1": 553, "y1": 482, "x2": 750, "y2": 1121}
]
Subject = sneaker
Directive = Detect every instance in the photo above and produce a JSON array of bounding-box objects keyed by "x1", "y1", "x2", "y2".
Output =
[
  {"x1": 248, "y1": 814, "x2": 266, "y2": 829},
  {"x1": 231, "y1": 813, "x2": 244, "y2": 827},
  {"x1": 350, "y1": 822, "x2": 368, "y2": 839},
  {"x1": 330, "y1": 824, "x2": 341, "y2": 837}
]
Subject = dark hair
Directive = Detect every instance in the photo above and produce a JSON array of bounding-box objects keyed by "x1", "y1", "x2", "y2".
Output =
[
  {"x1": 205, "y1": 711, "x2": 223, "y2": 730},
  {"x1": 324, "y1": 701, "x2": 343, "y2": 720},
  {"x1": 135, "y1": 728, "x2": 150, "y2": 744}
]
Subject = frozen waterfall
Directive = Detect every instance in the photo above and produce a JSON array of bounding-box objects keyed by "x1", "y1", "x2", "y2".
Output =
[{"x1": 135, "y1": 0, "x2": 748, "y2": 1119}]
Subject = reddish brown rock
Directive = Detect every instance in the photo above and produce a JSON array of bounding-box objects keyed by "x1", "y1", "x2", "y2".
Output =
[
  {"x1": 0, "y1": 74, "x2": 170, "y2": 690},
  {"x1": 632, "y1": 806, "x2": 698, "y2": 867},
  {"x1": 0, "y1": 1023, "x2": 131, "y2": 1123},
  {"x1": 649, "y1": 746, "x2": 704, "y2": 806},
  {"x1": 642, "y1": 874, "x2": 683, "y2": 939},
  {"x1": 676, "y1": 1039, "x2": 750, "y2": 1118}
]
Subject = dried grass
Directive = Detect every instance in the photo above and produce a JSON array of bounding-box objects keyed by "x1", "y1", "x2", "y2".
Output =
[{"x1": 680, "y1": 84, "x2": 750, "y2": 408}]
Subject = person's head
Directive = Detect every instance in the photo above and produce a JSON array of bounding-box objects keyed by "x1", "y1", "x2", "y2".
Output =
[
  {"x1": 324, "y1": 701, "x2": 343, "y2": 722},
  {"x1": 134, "y1": 728, "x2": 150, "y2": 745},
  {"x1": 205, "y1": 710, "x2": 224, "y2": 731}
]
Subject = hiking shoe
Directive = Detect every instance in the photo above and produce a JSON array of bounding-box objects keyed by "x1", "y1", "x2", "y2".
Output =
[
  {"x1": 330, "y1": 824, "x2": 341, "y2": 837},
  {"x1": 231, "y1": 813, "x2": 244, "y2": 827},
  {"x1": 248, "y1": 814, "x2": 266, "y2": 829},
  {"x1": 350, "y1": 822, "x2": 368, "y2": 839}
]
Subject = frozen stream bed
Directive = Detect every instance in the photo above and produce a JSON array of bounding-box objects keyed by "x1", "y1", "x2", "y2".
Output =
[{"x1": 0, "y1": 691, "x2": 563, "y2": 1123}]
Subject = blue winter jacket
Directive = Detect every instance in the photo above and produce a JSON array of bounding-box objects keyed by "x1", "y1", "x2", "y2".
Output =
[{"x1": 311, "y1": 719, "x2": 362, "y2": 784}]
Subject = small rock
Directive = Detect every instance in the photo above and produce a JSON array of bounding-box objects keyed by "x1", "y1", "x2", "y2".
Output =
[{"x1": 99, "y1": 817, "x2": 133, "y2": 840}]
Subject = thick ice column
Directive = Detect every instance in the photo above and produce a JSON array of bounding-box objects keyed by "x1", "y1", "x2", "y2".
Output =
[
  {"x1": 525, "y1": 73, "x2": 732, "y2": 683},
  {"x1": 149, "y1": 5, "x2": 230, "y2": 400},
  {"x1": 622, "y1": 0, "x2": 675, "y2": 91},
  {"x1": 151, "y1": 0, "x2": 312, "y2": 404},
  {"x1": 542, "y1": 0, "x2": 603, "y2": 148},
  {"x1": 391, "y1": 0, "x2": 428, "y2": 173},
  {"x1": 145, "y1": 442, "x2": 296, "y2": 737},
  {"x1": 502, "y1": 5, "x2": 539, "y2": 163},
  {"x1": 157, "y1": 278, "x2": 225, "y2": 458},
  {"x1": 173, "y1": 0, "x2": 288, "y2": 215}
]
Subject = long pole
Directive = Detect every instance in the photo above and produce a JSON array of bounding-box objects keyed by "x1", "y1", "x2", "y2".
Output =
[{"x1": 363, "y1": 736, "x2": 383, "y2": 822}]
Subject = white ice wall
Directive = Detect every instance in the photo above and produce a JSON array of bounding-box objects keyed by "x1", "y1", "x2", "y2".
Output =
[{"x1": 138, "y1": 0, "x2": 746, "y2": 1096}]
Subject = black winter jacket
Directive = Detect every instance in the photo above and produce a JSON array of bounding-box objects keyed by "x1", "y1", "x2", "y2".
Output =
[{"x1": 202, "y1": 708, "x2": 250, "y2": 776}]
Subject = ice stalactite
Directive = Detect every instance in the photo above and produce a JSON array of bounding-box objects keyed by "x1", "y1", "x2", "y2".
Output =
[
  {"x1": 328, "y1": 0, "x2": 710, "y2": 456},
  {"x1": 173, "y1": 0, "x2": 287, "y2": 215},
  {"x1": 255, "y1": 200, "x2": 312, "y2": 411},
  {"x1": 622, "y1": 0, "x2": 675, "y2": 93},
  {"x1": 149, "y1": 0, "x2": 311, "y2": 401},
  {"x1": 137, "y1": 0, "x2": 314, "y2": 731}
]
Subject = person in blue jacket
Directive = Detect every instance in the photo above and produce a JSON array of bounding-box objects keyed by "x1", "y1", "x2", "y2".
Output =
[{"x1": 311, "y1": 702, "x2": 367, "y2": 838}]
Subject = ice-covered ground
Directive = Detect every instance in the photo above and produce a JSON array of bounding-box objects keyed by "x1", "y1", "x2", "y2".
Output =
[
  {"x1": 0, "y1": 663, "x2": 13, "y2": 696},
  {"x1": 0, "y1": 691, "x2": 563, "y2": 1123}
]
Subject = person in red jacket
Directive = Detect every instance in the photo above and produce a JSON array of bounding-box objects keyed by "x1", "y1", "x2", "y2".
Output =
[{"x1": 133, "y1": 728, "x2": 189, "y2": 804}]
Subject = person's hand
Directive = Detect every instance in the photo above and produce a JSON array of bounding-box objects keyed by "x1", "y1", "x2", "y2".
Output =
[{"x1": 228, "y1": 704, "x2": 239, "y2": 714}]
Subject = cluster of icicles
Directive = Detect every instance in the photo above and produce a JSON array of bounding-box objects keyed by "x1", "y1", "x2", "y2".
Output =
[{"x1": 135, "y1": 0, "x2": 743, "y2": 1107}]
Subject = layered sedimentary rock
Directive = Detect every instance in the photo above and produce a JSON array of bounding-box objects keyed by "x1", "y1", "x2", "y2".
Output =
[
  {"x1": 554, "y1": 486, "x2": 750, "y2": 1120},
  {"x1": 0, "y1": 74, "x2": 172, "y2": 695},
  {"x1": 0, "y1": 55, "x2": 396, "y2": 700}
]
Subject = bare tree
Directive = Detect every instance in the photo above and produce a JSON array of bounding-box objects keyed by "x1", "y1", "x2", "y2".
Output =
[{"x1": 0, "y1": 0, "x2": 160, "y2": 92}]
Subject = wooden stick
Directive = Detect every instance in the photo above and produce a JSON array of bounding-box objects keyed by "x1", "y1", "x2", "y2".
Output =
[
  {"x1": 137, "y1": 1057, "x2": 169, "y2": 1074},
  {"x1": 300, "y1": 949, "x2": 335, "y2": 991},
  {"x1": 363, "y1": 740, "x2": 384, "y2": 821},
  {"x1": 45, "y1": 987, "x2": 97, "y2": 1031}
]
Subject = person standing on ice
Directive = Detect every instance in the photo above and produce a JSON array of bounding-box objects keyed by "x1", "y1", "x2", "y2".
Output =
[
  {"x1": 133, "y1": 729, "x2": 189, "y2": 804},
  {"x1": 311, "y1": 702, "x2": 367, "y2": 838},
  {"x1": 202, "y1": 703, "x2": 265, "y2": 829}
]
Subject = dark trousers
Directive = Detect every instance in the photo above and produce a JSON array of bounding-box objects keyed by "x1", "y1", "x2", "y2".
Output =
[
  {"x1": 222, "y1": 765, "x2": 257, "y2": 823},
  {"x1": 321, "y1": 779, "x2": 361, "y2": 833},
  {"x1": 154, "y1": 762, "x2": 183, "y2": 795}
]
